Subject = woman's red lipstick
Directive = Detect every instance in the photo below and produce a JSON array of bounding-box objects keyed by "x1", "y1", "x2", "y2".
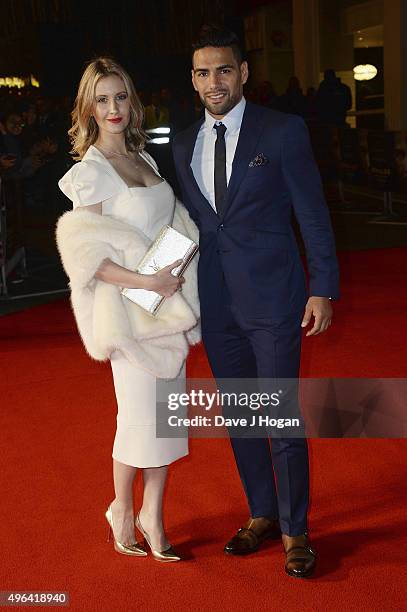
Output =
[{"x1": 107, "y1": 117, "x2": 122, "y2": 123}]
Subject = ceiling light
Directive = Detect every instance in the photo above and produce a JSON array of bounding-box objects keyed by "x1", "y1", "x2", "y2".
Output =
[{"x1": 353, "y1": 64, "x2": 378, "y2": 81}]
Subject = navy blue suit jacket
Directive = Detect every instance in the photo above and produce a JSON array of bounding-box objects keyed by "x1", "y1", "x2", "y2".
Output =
[{"x1": 172, "y1": 102, "x2": 339, "y2": 320}]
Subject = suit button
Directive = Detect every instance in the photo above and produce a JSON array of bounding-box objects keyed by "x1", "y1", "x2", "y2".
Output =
[{"x1": 218, "y1": 224, "x2": 224, "y2": 231}]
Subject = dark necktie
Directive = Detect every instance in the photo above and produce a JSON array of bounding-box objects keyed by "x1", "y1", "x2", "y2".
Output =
[{"x1": 214, "y1": 122, "x2": 227, "y2": 216}]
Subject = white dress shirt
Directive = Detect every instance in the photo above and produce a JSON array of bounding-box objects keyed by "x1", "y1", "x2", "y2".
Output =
[{"x1": 190, "y1": 97, "x2": 246, "y2": 211}]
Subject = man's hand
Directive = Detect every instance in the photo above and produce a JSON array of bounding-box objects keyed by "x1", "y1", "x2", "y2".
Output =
[{"x1": 301, "y1": 296, "x2": 332, "y2": 336}]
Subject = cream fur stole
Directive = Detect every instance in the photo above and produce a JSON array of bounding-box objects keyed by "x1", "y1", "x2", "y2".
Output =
[{"x1": 55, "y1": 203, "x2": 201, "y2": 379}]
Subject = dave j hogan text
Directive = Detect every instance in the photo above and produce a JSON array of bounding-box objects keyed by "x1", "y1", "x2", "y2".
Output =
[{"x1": 167, "y1": 415, "x2": 300, "y2": 429}]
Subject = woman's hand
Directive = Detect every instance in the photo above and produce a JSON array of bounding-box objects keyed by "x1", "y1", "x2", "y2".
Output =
[{"x1": 145, "y1": 259, "x2": 185, "y2": 297}]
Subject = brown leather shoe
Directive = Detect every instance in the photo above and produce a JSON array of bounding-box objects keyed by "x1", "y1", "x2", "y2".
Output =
[
  {"x1": 224, "y1": 517, "x2": 281, "y2": 555},
  {"x1": 282, "y1": 532, "x2": 317, "y2": 578}
]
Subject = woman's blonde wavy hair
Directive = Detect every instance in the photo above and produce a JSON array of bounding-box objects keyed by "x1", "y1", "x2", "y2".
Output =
[{"x1": 68, "y1": 57, "x2": 147, "y2": 160}]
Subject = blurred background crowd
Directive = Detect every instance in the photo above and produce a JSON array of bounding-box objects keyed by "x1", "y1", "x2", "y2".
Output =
[{"x1": 0, "y1": 91, "x2": 71, "y2": 214}]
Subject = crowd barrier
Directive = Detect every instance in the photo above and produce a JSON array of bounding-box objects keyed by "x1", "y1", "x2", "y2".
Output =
[{"x1": 0, "y1": 178, "x2": 26, "y2": 296}]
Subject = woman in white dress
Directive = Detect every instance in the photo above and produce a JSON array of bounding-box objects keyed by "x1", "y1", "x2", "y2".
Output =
[{"x1": 58, "y1": 58, "x2": 198, "y2": 562}]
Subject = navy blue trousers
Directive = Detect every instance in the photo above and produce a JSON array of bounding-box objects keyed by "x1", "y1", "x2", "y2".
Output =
[{"x1": 201, "y1": 289, "x2": 309, "y2": 536}]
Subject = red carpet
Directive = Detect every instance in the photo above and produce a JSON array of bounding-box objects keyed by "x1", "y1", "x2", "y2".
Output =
[{"x1": 1, "y1": 248, "x2": 406, "y2": 611}]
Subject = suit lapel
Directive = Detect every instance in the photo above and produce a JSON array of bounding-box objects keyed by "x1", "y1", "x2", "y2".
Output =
[
  {"x1": 183, "y1": 118, "x2": 219, "y2": 218},
  {"x1": 221, "y1": 102, "x2": 264, "y2": 219}
]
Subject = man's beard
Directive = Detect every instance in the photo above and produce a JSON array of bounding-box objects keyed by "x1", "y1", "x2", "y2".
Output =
[{"x1": 200, "y1": 91, "x2": 239, "y2": 117}]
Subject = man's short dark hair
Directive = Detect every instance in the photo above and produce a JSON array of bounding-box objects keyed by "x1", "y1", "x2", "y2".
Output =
[{"x1": 192, "y1": 25, "x2": 243, "y2": 65}]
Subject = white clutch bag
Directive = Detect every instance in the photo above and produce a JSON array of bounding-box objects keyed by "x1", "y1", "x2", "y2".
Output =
[{"x1": 121, "y1": 225, "x2": 198, "y2": 315}]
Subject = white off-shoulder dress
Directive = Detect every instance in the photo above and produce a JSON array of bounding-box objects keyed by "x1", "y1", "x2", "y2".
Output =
[{"x1": 59, "y1": 145, "x2": 188, "y2": 468}]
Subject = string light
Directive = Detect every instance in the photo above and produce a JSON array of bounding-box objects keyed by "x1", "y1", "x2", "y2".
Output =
[{"x1": 0, "y1": 75, "x2": 40, "y2": 88}]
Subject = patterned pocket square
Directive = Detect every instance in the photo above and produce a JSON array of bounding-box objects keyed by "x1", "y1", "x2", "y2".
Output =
[{"x1": 249, "y1": 153, "x2": 269, "y2": 167}]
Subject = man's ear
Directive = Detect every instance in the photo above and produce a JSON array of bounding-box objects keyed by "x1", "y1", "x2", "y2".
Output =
[
  {"x1": 191, "y1": 69, "x2": 198, "y2": 92},
  {"x1": 241, "y1": 61, "x2": 249, "y2": 86}
]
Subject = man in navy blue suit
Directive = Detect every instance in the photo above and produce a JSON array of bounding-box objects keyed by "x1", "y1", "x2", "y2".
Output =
[{"x1": 172, "y1": 26, "x2": 339, "y2": 578}]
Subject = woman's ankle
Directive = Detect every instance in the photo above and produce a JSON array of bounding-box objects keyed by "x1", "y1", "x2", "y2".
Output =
[
  {"x1": 112, "y1": 498, "x2": 134, "y2": 513},
  {"x1": 138, "y1": 510, "x2": 168, "y2": 549}
]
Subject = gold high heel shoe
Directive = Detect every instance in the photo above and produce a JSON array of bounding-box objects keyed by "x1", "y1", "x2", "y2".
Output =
[
  {"x1": 135, "y1": 513, "x2": 182, "y2": 562},
  {"x1": 105, "y1": 504, "x2": 147, "y2": 557}
]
